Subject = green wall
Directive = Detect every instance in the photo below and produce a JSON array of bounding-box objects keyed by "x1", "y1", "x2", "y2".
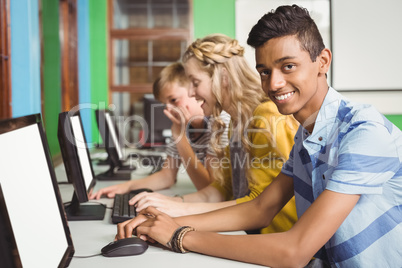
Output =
[
  {"x1": 385, "y1": 115, "x2": 402, "y2": 131},
  {"x1": 42, "y1": 0, "x2": 61, "y2": 157},
  {"x1": 41, "y1": 0, "x2": 108, "y2": 157},
  {"x1": 89, "y1": 0, "x2": 108, "y2": 144},
  {"x1": 193, "y1": 0, "x2": 236, "y2": 39}
]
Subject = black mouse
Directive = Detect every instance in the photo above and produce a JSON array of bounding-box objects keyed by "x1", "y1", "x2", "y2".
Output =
[{"x1": 101, "y1": 237, "x2": 148, "y2": 257}]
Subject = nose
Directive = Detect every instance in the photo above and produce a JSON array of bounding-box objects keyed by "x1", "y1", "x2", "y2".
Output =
[{"x1": 269, "y1": 70, "x2": 286, "y2": 91}]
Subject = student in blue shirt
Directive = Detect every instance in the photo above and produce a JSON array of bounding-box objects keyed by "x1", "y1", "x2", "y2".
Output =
[{"x1": 115, "y1": 5, "x2": 402, "y2": 267}]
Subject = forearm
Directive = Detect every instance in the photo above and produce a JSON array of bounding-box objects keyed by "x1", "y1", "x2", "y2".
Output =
[
  {"x1": 175, "y1": 197, "x2": 267, "y2": 232},
  {"x1": 171, "y1": 186, "x2": 234, "y2": 216},
  {"x1": 175, "y1": 199, "x2": 237, "y2": 217},
  {"x1": 182, "y1": 185, "x2": 224, "y2": 203},
  {"x1": 183, "y1": 230, "x2": 304, "y2": 267},
  {"x1": 175, "y1": 137, "x2": 211, "y2": 190},
  {"x1": 176, "y1": 176, "x2": 295, "y2": 232}
]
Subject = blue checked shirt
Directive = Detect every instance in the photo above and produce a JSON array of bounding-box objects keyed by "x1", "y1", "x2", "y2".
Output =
[{"x1": 282, "y1": 87, "x2": 402, "y2": 267}]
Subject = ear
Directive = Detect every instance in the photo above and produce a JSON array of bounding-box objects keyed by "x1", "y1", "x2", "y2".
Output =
[{"x1": 318, "y1": 48, "x2": 332, "y2": 74}]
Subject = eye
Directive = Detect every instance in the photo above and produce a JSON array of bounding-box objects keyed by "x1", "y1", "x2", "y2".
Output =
[
  {"x1": 169, "y1": 98, "x2": 177, "y2": 104},
  {"x1": 192, "y1": 80, "x2": 200, "y2": 88},
  {"x1": 258, "y1": 70, "x2": 271, "y2": 80},
  {"x1": 283, "y1": 64, "x2": 295, "y2": 71}
]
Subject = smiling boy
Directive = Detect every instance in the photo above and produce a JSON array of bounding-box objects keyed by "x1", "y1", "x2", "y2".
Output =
[{"x1": 115, "y1": 5, "x2": 402, "y2": 267}]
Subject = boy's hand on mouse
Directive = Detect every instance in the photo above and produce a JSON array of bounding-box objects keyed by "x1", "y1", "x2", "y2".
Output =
[
  {"x1": 116, "y1": 213, "x2": 150, "y2": 240},
  {"x1": 135, "y1": 206, "x2": 181, "y2": 247}
]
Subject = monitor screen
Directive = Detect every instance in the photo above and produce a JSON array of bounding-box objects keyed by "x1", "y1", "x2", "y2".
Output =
[
  {"x1": 142, "y1": 95, "x2": 172, "y2": 147},
  {"x1": 58, "y1": 111, "x2": 105, "y2": 220},
  {"x1": 0, "y1": 114, "x2": 74, "y2": 267},
  {"x1": 105, "y1": 111, "x2": 124, "y2": 160},
  {"x1": 70, "y1": 115, "x2": 95, "y2": 192},
  {"x1": 94, "y1": 109, "x2": 134, "y2": 179},
  {"x1": 95, "y1": 109, "x2": 123, "y2": 166}
]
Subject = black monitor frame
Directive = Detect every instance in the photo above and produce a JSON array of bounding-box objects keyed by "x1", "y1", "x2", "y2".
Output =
[
  {"x1": 95, "y1": 109, "x2": 122, "y2": 164},
  {"x1": 58, "y1": 111, "x2": 106, "y2": 220},
  {"x1": 95, "y1": 109, "x2": 134, "y2": 179},
  {"x1": 141, "y1": 95, "x2": 172, "y2": 148},
  {"x1": 0, "y1": 114, "x2": 74, "y2": 267},
  {"x1": 0, "y1": 184, "x2": 21, "y2": 268}
]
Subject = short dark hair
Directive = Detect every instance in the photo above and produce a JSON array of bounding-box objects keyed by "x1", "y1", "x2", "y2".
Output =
[
  {"x1": 152, "y1": 62, "x2": 189, "y2": 101},
  {"x1": 247, "y1": 5, "x2": 325, "y2": 62}
]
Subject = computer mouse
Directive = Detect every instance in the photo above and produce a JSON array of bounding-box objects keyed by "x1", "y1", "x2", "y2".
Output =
[{"x1": 101, "y1": 237, "x2": 148, "y2": 257}]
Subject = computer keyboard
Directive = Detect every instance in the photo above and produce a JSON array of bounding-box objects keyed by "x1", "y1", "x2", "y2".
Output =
[{"x1": 111, "y1": 188, "x2": 153, "y2": 224}]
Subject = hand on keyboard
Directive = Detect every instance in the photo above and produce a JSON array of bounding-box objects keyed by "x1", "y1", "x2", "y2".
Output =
[
  {"x1": 89, "y1": 181, "x2": 133, "y2": 200},
  {"x1": 111, "y1": 188, "x2": 153, "y2": 224},
  {"x1": 128, "y1": 192, "x2": 187, "y2": 218}
]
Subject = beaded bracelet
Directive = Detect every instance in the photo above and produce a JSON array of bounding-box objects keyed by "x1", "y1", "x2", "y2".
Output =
[
  {"x1": 166, "y1": 226, "x2": 184, "y2": 252},
  {"x1": 177, "y1": 226, "x2": 194, "y2": 253},
  {"x1": 166, "y1": 226, "x2": 195, "y2": 253}
]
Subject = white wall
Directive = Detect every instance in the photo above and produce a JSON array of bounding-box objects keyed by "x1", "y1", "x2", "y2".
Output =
[
  {"x1": 235, "y1": 0, "x2": 402, "y2": 114},
  {"x1": 331, "y1": 0, "x2": 402, "y2": 91}
]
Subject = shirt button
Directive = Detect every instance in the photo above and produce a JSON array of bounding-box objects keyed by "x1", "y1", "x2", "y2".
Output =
[{"x1": 318, "y1": 137, "x2": 323, "y2": 141}]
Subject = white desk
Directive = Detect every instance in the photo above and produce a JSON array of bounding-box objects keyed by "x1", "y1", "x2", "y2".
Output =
[{"x1": 55, "y1": 153, "x2": 265, "y2": 268}]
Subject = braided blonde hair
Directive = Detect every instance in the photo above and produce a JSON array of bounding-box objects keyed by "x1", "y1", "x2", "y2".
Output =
[{"x1": 183, "y1": 34, "x2": 268, "y2": 185}]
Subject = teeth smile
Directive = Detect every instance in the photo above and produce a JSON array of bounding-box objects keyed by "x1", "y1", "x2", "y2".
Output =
[{"x1": 274, "y1": 92, "x2": 294, "y2": 101}]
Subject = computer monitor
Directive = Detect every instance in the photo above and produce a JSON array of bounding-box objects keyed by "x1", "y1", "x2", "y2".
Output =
[
  {"x1": 141, "y1": 95, "x2": 172, "y2": 148},
  {"x1": 0, "y1": 184, "x2": 21, "y2": 268},
  {"x1": 58, "y1": 111, "x2": 106, "y2": 220},
  {"x1": 95, "y1": 109, "x2": 134, "y2": 179},
  {"x1": 0, "y1": 114, "x2": 74, "y2": 267}
]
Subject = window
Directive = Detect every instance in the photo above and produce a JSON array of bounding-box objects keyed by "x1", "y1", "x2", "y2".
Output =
[
  {"x1": 108, "y1": 0, "x2": 192, "y2": 143},
  {"x1": 109, "y1": 0, "x2": 192, "y2": 93}
]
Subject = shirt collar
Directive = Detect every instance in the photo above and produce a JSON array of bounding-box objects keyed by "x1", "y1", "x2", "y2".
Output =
[{"x1": 303, "y1": 87, "x2": 344, "y2": 145}]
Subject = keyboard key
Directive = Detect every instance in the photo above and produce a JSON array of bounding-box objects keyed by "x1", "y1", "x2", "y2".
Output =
[{"x1": 111, "y1": 188, "x2": 153, "y2": 224}]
